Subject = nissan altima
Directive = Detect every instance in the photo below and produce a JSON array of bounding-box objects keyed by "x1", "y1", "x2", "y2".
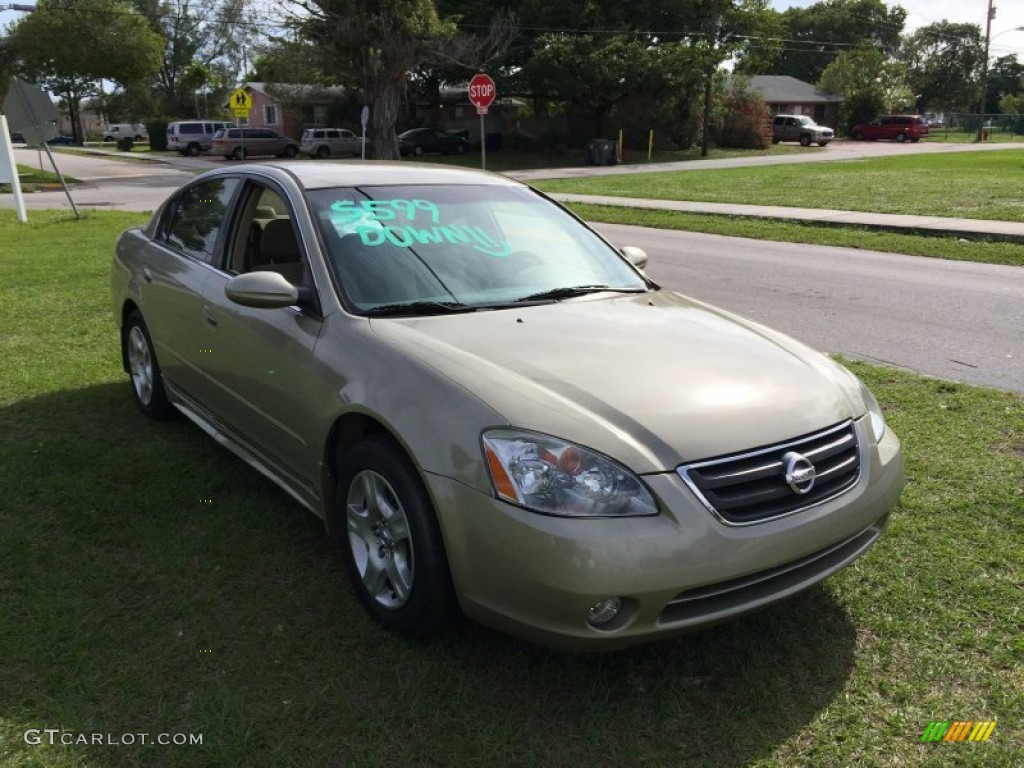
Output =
[{"x1": 111, "y1": 162, "x2": 904, "y2": 650}]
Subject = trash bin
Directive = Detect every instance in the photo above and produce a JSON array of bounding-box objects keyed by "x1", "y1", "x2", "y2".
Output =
[
  {"x1": 586, "y1": 139, "x2": 618, "y2": 166},
  {"x1": 117, "y1": 137, "x2": 134, "y2": 151}
]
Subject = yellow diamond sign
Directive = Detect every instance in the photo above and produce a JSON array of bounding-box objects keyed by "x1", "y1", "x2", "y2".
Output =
[{"x1": 230, "y1": 87, "x2": 251, "y2": 118}]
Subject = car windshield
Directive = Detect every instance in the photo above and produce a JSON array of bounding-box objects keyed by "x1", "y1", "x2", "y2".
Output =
[
  {"x1": 307, "y1": 184, "x2": 649, "y2": 313},
  {"x1": 798, "y1": 116, "x2": 815, "y2": 126}
]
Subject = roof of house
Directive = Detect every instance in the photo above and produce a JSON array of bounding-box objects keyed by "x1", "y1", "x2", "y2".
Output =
[
  {"x1": 747, "y1": 75, "x2": 843, "y2": 105},
  {"x1": 245, "y1": 82, "x2": 346, "y2": 102}
]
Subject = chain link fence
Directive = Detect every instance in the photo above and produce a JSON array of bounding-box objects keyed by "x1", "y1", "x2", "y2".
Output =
[{"x1": 929, "y1": 113, "x2": 1024, "y2": 140}]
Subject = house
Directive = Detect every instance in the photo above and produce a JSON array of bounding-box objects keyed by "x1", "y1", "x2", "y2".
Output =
[
  {"x1": 747, "y1": 75, "x2": 843, "y2": 125},
  {"x1": 234, "y1": 82, "x2": 348, "y2": 139}
]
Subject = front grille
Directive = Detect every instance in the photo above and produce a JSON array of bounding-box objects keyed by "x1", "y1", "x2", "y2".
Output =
[{"x1": 678, "y1": 420, "x2": 860, "y2": 525}]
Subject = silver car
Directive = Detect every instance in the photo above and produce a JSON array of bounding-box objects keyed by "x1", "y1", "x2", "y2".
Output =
[
  {"x1": 111, "y1": 162, "x2": 903, "y2": 650},
  {"x1": 772, "y1": 114, "x2": 833, "y2": 147},
  {"x1": 300, "y1": 127, "x2": 365, "y2": 158}
]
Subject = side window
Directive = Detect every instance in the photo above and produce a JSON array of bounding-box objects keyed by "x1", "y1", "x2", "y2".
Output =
[
  {"x1": 786, "y1": 118, "x2": 798, "y2": 127},
  {"x1": 773, "y1": 117, "x2": 784, "y2": 126},
  {"x1": 228, "y1": 184, "x2": 309, "y2": 290},
  {"x1": 163, "y1": 178, "x2": 241, "y2": 264}
]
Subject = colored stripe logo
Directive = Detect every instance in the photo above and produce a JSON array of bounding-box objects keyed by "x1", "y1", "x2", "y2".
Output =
[{"x1": 921, "y1": 721, "x2": 997, "y2": 742}]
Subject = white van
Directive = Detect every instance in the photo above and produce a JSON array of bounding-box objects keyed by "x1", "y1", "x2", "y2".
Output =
[
  {"x1": 103, "y1": 123, "x2": 148, "y2": 142},
  {"x1": 166, "y1": 120, "x2": 232, "y2": 156}
]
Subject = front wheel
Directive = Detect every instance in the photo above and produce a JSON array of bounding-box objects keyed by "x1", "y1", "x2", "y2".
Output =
[
  {"x1": 853, "y1": 131, "x2": 865, "y2": 141},
  {"x1": 338, "y1": 435, "x2": 459, "y2": 638},
  {"x1": 412, "y1": 145, "x2": 424, "y2": 157},
  {"x1": 895, "y1": 132, "x2": 907, "y2": 143},
  {"x1": 316, "y1": 146, "x2": 330, "y2": 159},
  {"x1": 186, "y1": 143, "x2": 201, "y2": 157},
  {"x1": 123, "y1": 311, "x2": 174, "y2": 419},
  {"x1": 456, "y1": 142, "x2": 466, "y2": 154},
  {"x1": 799, "y1": 134, "x2": 811, "y2": 147}
]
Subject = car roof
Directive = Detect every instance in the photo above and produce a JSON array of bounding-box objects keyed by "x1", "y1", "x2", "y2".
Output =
[{"x1": 254, "y1": 161, "x2": 526, "y2": 190}]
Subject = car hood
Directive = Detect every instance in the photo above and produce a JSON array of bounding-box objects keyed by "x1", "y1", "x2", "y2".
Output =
[{"x1": 370, "y1": 291, "x2": 865, "y2": 473}]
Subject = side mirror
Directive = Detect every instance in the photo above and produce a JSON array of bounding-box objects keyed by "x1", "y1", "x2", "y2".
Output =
[
  {"x1": 621, "y1": 246, "x2": 648, "y2": 271},
  {"x1": 225, "y1": 271, "x2": 300, "y2": 308}
]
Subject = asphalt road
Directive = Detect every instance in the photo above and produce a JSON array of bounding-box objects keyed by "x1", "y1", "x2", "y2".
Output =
[{"x1": 594, "y1": 223, "x2": 1024, "y2": 394}]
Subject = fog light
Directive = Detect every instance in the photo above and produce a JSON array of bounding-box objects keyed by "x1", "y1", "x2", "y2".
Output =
[{"x1": 586, "y1": 597, "x2": 624, "y2": 627}]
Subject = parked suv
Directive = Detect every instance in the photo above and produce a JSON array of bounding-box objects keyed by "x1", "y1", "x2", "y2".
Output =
[
  {"x1": 211, "y1": 127, "x2": 299, "y2": 159},
  {"x1": 300, "y1": 127, "x2": 365, "y2": 158},
  {"x1": 103, "y1": 123, "x2": 148, "y2": 142},
  {"x1": 851, "y1": 115, "x2": 929, "y2": 143},
  {"x1": 167, "y1": 120, "x2": 232, "y2": 156},
  {"x1": 771, "y1": 115, "x2": 833, "y2": 147}
]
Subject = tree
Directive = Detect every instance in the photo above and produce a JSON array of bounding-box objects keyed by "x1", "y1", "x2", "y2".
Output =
[
  {"x1": 130, "y1": 0, "x2": 253, "y2": 118},
  {"x1": 901, "y1": 21, "x2": 984, "y2": 112},
  {"x1": 743, "y1": 0, "x2": 906, "y2": 85},
  {"x1": 7, "y1": 0, "x2": 162, "y2": 143},
  {"x1": 986, "y1": 55, "x2": 1024, "y2": 114},
  {"x1": 297, "y1": 0, "x2": 458, "y2": 160},
  {"x1": 818, "y1": 46, "x2": 913, "y2": 133}
]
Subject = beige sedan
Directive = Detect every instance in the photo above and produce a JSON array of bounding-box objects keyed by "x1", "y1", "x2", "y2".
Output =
[{"x1": 111, "y1": 162, "x2": 904, "y2": 650}]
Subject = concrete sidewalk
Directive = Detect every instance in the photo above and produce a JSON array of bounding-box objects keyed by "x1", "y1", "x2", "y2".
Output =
[{"x1": 545, "y1": 193, "x2": 1024, "y2": 243}]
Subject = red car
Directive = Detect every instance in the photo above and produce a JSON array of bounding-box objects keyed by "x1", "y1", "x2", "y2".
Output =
[{"x1": 851, "y1": 115, "x2": 929, "y2": 143}]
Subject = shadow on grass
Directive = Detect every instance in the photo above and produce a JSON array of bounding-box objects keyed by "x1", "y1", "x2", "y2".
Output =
[{"x1": 0, "y1": 383, "x2": 858, "y2": 767}]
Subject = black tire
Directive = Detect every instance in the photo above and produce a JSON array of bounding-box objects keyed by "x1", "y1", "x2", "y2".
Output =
[
  {"x1": 910, "y1": 137, "x2": 920, "y2": 143},
  {"x1": 232, "y1": 146, "x2": 245, "y2": 160},
  {"x1": 456, "y1": 142, "x2": 466, "y2": 154},
  {"x1": 337, "y1": 435, "x2": 459, "y2": 638},
  {"x1": 186, "y1": 143, "x2": 201, "y2": 157},
  {"x1": 282, "y1": 144, "x2": 298, "y2": 158},
  {"x1": 122, "y1": 310, "x2": 175, "y2": 420},
  {"x1": 853, "y1": 131, "x2": 865, "y2": 141},
  {"x1": 818, "y1": 141, "x2": 830, "y2": 147},
  {"x1": 895, "y1": 132, "x2": 907, "y2": 143},
  {"x1": 134, "y1": 134, "x2": 144, "y2": 141},
  {"x1": 799, "y1": 133, "x2": 811, "y2": 147},
  {"x1": 316, "y1": 145, "x2": 330, "y2": 159},
  {"x1": 413, "y1": 145, "x2": 424, "y2": 157}
]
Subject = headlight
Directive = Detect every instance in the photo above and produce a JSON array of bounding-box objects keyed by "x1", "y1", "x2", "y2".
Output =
[
  {"x1": 481, "y1": 430, "x2": 657, "y2": 517},
  {"x1": 858, "y1": 378, "x2": 887, "y2": 443}
]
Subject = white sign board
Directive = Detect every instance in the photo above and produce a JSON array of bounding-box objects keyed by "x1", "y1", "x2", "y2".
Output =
[{"x1": 0, "y1": 114, "x2": 28, "y2": 222}]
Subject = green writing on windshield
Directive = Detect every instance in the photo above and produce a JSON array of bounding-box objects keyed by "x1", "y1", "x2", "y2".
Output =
[
  {"x1": 328, "y1": 197, "x2": 512, "y2": 257},
  {"x1": 356, "y1": 225, "x2": 511, "y2": 258}
]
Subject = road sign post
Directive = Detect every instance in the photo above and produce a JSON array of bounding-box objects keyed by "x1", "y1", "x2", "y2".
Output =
[
  {"x1": 467, "y1": 73, "x2": 496, "y2": 171},
  {"x1": 360, "y1": 105, "x2": 369, "y2": 160},
  {"x1": 229, "y1": 87, "x2": 252, "y2": 159}
]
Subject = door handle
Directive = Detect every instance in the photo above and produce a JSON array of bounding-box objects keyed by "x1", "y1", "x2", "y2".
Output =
[
  {"x1": 204, "y1": 307, "x2": 218, "y2": 327},
  {"x1": 142, "y1": 266, "x2": 153, "y2": 284}
]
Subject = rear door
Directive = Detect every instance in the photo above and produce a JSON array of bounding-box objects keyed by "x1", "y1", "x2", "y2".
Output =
[{"x1": 136, "y1": 176, "x2": 242, "y2": 402}]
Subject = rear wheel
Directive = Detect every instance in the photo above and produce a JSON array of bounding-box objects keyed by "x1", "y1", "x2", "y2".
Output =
[
  {"x1": 282, "y1": 144, "x2": 298, "y2": 158},
  {"x1": 337, "y1": 435, "x2": 459, "y2": 638},
  {"x1": 456, "y1": 142, "x2": 466, "y2": 154},
  {"x1": 413, "y1": 145, "x2": 424, "y2": 157},
  {"x1": 232, "y1": 146, "x2": 245, "y2": 160},
  {"x1": 910, "y1": 137, "x2": 920, "y2": 143},
  {"x1": 853, "y1": 130, "x2": 865, "y2": 141},
  {"x1": 123, "y1": 311, "x2": 174, "y2": 420},
  {"x1": 186, "y1": 142, "x2": 201, "y2": 157}
]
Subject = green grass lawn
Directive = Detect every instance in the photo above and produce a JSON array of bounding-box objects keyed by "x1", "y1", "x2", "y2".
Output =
[
  {"x1": 0, "y1": 165, "x2": 79, "y2": 193},
  {"x1": 567, "y1": 203, "x2": 1024, "y2": 267},
  {"x1": 536, "y1": 149, "x2": 1024, "y2": 221},
  {"x1": 1, "y1": 211, "x2": 1021, "y2": 767}
]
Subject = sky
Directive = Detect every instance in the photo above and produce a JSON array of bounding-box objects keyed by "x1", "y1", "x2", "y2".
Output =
[
  {"x1": 3, "y1": 1, "x2": 1024, "y2": 60},
  {"x1": 772, "y1": 1, "x2": 1024, "y2": 59}
]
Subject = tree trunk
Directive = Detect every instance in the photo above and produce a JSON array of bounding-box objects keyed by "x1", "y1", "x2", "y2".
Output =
[
  {"x1": 369, "y1": 79, "x2": 402, "y2": 160},
  {"x1": 67, "y1": 95, "x2": 84, "y2": 145}
]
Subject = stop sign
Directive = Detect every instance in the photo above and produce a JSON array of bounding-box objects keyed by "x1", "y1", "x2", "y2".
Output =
[{"x1": 468, "y1": 73, "x2": 496, "y2": 109}]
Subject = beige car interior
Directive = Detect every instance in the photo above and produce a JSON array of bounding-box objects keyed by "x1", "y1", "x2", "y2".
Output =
[{"x1": 231, "y1": 186, "x2": 306, "y2": 286}]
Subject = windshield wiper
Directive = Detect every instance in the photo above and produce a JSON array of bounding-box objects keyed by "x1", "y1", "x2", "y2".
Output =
[
  {"x1": 515, "y1": 285, "x2": 647, "y2": 303},
  {"x1": 362, "y1": 300, "x2": 478, "y2": 317}
]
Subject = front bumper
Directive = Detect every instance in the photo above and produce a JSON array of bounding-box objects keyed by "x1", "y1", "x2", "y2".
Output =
[{"x1": 426, "y1": 417, "x2": 903, "y2": 651}]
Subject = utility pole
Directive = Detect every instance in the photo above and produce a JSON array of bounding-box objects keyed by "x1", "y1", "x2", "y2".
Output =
[
  {"x1": 975, "y1": 0, "x2": 996, "y2": 143},
  {"x1": 700, "y1": 0, "x2": 720, "y2": 157}
]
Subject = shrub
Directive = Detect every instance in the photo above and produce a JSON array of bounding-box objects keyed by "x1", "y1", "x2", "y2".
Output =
[{"x1": 146, "y1": 118, "x2": 169, "y2": 151}]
